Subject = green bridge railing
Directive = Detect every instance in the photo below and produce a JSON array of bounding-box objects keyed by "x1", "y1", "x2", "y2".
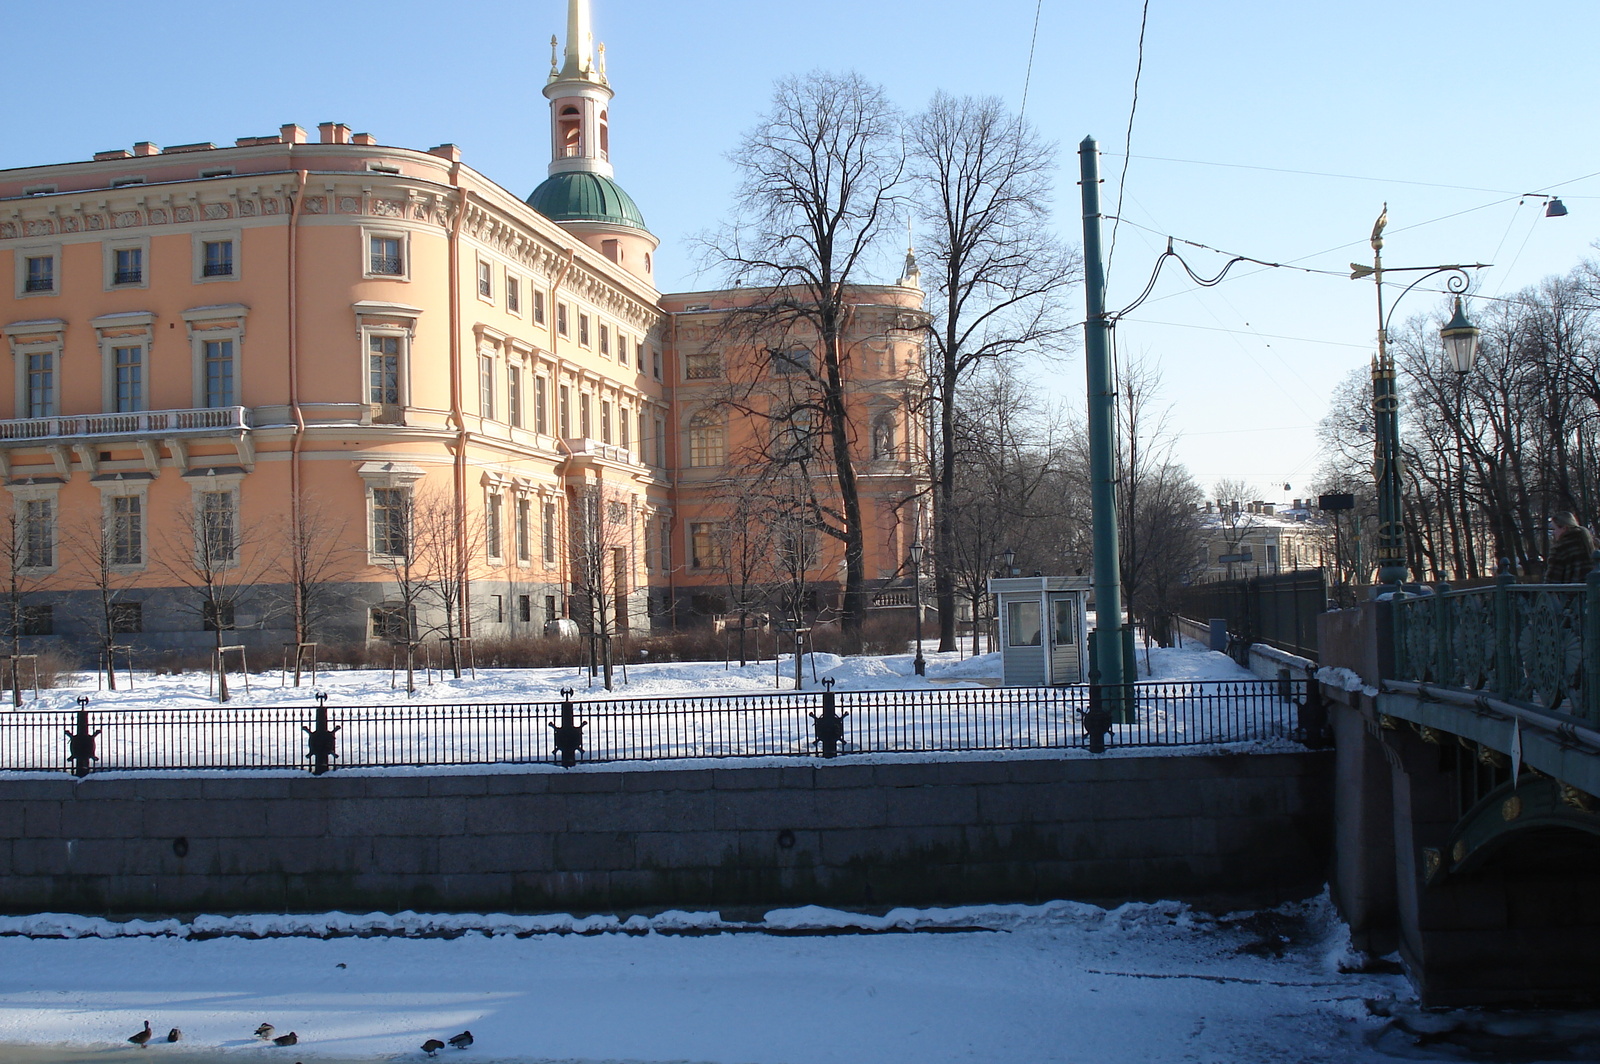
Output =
[{"x1": 1389, "y1": 567, "x2": 1600, "y2": 726}]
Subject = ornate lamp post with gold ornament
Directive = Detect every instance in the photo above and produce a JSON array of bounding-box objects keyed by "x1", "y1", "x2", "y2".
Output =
[{"x1": 1349, "y1": 205, "x2": 1485, "y2": 588}]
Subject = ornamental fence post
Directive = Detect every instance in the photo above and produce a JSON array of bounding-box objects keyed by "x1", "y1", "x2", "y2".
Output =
[
  {"x1": 1583, "y1": 554, "x2": 1600, "y2": 725},
  {"x1": 1493, "y1": 559, "x2": 1516, "y2": 700}
]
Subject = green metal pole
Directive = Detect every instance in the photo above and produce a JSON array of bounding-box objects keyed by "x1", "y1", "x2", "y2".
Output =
[
  {"x1": 1368, "y1": 208, "x2": 1408, "y2": 587},
  {"x1": 1078, "y1": 137, "x2": 1129, "y2": 722}
]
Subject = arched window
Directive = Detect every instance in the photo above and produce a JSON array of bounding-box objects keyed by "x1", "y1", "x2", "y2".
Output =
[
  {"x1": 688, "y1": 410, "x2": 724, "y2": 468},
  {"x1": 599, "y1": 109, "x2": 610, "y2": 160},
  {"x1": 872, "y1": 411, "x2": 897, "y2": 459},
  {"x1": 559, "y1": 105, "x2": 582, "y2": 158}
]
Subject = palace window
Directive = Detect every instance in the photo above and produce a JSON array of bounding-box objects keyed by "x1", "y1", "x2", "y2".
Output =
[
  {"x1": 516, "y1": 497, "x2": 531, "y2": 563},
  {"x1": 111, "y1": 495, "x2": 143, "y2": 567},
  {"x1": 542, "y1": 501, "x2": 557, "y2": 565},
  {"x1": 368, "y1": 233, "x2": 405, "y2": 277},
  {"x1": 685, "y1": 352, "x2": 722, "y2": 380},
  {"x1": 203, "y1": 339, "x2": 235, "y2": 407},
  {"x1": 369, "y1": 335, "x2": 402, "y2": 405},
  {"x1": 113, "y1": 345, "x2": 144, "y2": 413},
  {"x1": 478, "y1": 354, "x2": 496, "y2": 421},
  {"x1": 110, "y1": 245, "x2": 144, "y2": 286},
  {"x1": 197, "y1": 490, "x2": 237, "y2": 566},
  {"x1": 486, "y1": 492, "x2": 504, "y2": 561},
  {"x1": 507, "y1": 364, "x2": 523, "y2": 428},
  {"x1": 20, "y1": 498, "x2": 53, "y2": 570},
  {"x1": 26, "y1": 350, "x2": 55, "y2": 418},
  {"x1": 534, "y1": 375, "x2": 550, "y2": 434},
  {"x1": 507, "y1": 275, "x2": 521, "y2": 314},
  {"x1": 24, "y1": 255, "x2": 54, "y2": 294},
  {"x1": 690, "y1": 523, "x2": 725, "y2": 570},
  {"x1": 201, "y1": 239, "x2": 234, "y2": 278},
  {"x1": 477, "y1": 259, "x2": 493, "y2": 300},
  {"x1": 688, "y1": 410, "x2": 724, "y2": 468},
  {"x1": 371, "y1": 487, "x2": 410, "y2": 558}
]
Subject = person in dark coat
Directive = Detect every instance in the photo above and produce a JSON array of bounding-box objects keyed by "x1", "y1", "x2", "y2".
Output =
[{"x1": 1545, "y1": 511, "x2": 1595, "y2": 583}]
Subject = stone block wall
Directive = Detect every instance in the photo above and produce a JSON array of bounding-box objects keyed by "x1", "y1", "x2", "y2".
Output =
[{"x1": 0, "y1": 752, "x2": 1333, "y2": 915}]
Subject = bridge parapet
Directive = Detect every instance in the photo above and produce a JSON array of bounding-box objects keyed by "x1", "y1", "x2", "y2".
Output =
[{"x1": 1389, "y1": 567, "x2": 1600, "y2": 725}]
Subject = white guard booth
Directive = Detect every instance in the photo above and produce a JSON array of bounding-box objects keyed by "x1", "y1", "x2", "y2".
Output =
[{"x1": 987, "y1": 576, "x2": 1091, "y2": 686}]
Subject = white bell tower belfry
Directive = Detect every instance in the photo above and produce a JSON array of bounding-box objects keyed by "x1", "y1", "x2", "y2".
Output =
[
  {"x1": 527, "y1": 0, "x2": 658, "y2": 280},
  {"x1": 544, "y1": 0, "x2": 614, "y2": 180}
]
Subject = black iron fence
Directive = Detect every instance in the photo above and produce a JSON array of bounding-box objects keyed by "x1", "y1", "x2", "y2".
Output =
[
  {"x1": 1177, "y1": 568, "x2": 1327, "y2": 661},
  {"x1": 6, "y1": 680, "x2": 1309, "y2": 777}
]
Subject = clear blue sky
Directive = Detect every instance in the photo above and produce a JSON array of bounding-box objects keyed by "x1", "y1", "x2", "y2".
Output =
[{"x1": 8, "y1": 0, "x2": 1597, "y2": 500}]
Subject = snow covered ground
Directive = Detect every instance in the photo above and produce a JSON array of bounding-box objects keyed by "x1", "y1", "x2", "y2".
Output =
[
  {"x1": 3, "y1": 641, "x2": 1289, "y2": 771},
  {"x1": 0, "y1": 895, "x2": 1433, "y2": 1064},
  {"x1": 27, "y1": 638, "x2": 1255, "y2": 711}
]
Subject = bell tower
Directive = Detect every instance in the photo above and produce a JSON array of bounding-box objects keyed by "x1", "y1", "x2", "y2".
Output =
[
  {"x1": 543, "y1": 0, "x2": 612, "y2": 180},
  {"x1": 527, "y1": 0, "x2": 658, "y2": 281}
]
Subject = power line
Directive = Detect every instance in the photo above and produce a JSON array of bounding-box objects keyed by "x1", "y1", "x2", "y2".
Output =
[
  {"x1": 1102, "y1": 154, "x2": 1600, "y2": 199},
  {"x1": 1018, "y1": 0, "x2": 1043, "y2": 118},
  {"x1": 1105, "y1": 0, "x2": 1151, "y2": 285}
]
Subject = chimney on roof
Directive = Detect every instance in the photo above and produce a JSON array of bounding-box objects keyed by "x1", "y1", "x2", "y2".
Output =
[
  {"x1": 318, "y1": 121, "x2": 351, "y2": 144},
  {"x1": 428, "y1": 143, "x2": 462, "y2": 162},
  {"x1": 94, "y1": 149, "x2": 133, "y2": 161},
  {"x1": 351, "y1": 132, "x2": 377, "y2": 146},
  {"x1": 131, "y1": 141, "x2": 160, "y2": 157},
  {"x1": 280, "y1": 123, "x2": 308, "y2": 144}
]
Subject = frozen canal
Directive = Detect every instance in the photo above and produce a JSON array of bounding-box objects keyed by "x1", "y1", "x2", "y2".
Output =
[{"x1": 0, "y1": 897, "x2": 1474, "y2": 1064}]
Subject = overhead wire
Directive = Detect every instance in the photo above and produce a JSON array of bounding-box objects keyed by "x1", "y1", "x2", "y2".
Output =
[
  {"x1": 1104, "y1": 0, "x2": 1150, "y2": 286},
  {"x1": 1018, "y1": 0, "x2": 1043, "y2": 119},
  {"x1": 1100, "y1": 154, "x2": 1600, "y2": 200},
  {"x1": 1106, "y1": 0, "x2": 1151, "y2": 507}
]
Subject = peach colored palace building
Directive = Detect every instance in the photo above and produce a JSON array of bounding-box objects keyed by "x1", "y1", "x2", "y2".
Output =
[{"x1": 0, "y1": 0, "x2": 927, "y2": 654}]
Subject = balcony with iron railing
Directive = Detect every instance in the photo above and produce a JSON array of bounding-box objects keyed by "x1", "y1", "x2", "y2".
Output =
[
  {"x1": 112, "y1": 269, "x2": 143, "y2": 286},
  {"x1": 0, "y1": 406, "x2": 250, "y2": 444}
]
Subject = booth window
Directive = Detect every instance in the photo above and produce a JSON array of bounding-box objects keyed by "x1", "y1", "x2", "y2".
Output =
[{"x1": 1007, "y1": 600, "x2": 1041, "y2": 647}]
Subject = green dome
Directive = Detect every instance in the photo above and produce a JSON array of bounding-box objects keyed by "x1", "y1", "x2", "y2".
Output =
[{"x1": 527, "y1": 171, "x2": 649, "y2": 231}]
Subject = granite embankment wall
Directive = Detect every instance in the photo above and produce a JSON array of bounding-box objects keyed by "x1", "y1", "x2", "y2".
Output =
[{"x1": 0, "y1": 752, "x2": 1332, "y2": 915}]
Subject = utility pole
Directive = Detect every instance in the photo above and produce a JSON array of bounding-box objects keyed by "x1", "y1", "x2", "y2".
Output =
[{"x1": 1078, "y1": 137, "x2": 1129, "y2": 722}]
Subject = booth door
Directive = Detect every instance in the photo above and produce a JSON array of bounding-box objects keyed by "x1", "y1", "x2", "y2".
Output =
[{"x1": 1047, "y1": 595, "x2": 1081, "y2": 684}]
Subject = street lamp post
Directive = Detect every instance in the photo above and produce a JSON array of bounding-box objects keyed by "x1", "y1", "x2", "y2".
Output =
[
  {"x1": 910, "y1": 540, "x2": 926, "y2": 676},
  {"x1": 1351, "y1": 205, "x2": 1485, "y2": 588},
  {"x1": 1444, "y1": 297, "x2": 1482, "y2": 578}
]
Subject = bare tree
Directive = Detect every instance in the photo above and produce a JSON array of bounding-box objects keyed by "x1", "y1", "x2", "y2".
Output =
[
  {"x1": 946, "y1": 364, "x2": 1078, "y2": 654},
  {"x1": 907, "y1": 91, "x2": 1079, "y2": 651},
  {"x1": 158, "y1": 490, "x2": 280, "y2": 702},
  {"x1": 369, "y1": 486, "x2": 426, "y2": 694},
  {"x1": 272, "y1": 496, "x2": 357, "y2": 681},
  {"x1": 63, "y1": 505, "x2": 145, "y2": 691},
  {"x1": 410, "y1": 491, "x2": 486, "y2": 679},
  {"x1": 705, "y1": 70, "x2": 904, "y2": 634},
  {"x1": 1211, "y1": 478, "x2": 1259, "y2": 578},
  {"x1": 0, "y1": 495, "x2": 55, "y2": 703},
  {"x1": 569, "y1": 484, "x2": 635, "y2": 691},
  {"x1": 712, "y1": 487, "x2": 778, "y2": 667}
]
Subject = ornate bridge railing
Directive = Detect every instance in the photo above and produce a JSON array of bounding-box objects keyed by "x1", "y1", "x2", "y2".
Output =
[{"x1": 1390, "y1": 570, "x2": 1600, "y2": 725}]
